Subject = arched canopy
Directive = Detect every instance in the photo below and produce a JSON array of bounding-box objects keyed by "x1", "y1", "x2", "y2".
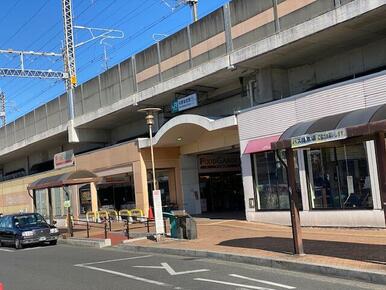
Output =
[
  {"x1": 27, "y1": 170, "x2": 99, "y2": 190},
  {"x1": 138, "y1": 114, "x2": 237, "y2": 148}
]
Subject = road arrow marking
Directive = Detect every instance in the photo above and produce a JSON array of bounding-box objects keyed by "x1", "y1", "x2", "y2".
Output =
[
  {"x1": 133, "y1": 262, "x2": 210, "y2": 276},
  {"x1": 161, "y1": 262, "x2": 210, "y2": 275},
  {"x1": 230, "y1": 274, "x2": 296, "y2": 289}
]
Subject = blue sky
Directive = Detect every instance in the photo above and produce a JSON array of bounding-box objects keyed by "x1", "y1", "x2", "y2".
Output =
[{"x1": 0, "y1": 0, "x2": 228, "y2": 122}]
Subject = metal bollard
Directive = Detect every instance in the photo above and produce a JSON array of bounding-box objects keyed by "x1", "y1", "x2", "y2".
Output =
[
  {"x1": 147, "y1": 219, "x2": 150, "y2": 233},
  {"x1": 104, "y1": 221, "x2": 108, "y2": 239},
  {"x1": 108, "y1": 217, "x2": 112, "y2": 231},
  {"x1": 126, "y1": 220, "x2": 130, "y2": 239},
  {"x1": 86, "y1": 221, "x2": 90, "y2": 238}
]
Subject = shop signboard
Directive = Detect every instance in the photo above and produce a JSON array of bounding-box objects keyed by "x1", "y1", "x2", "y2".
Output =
[
  {"x1": 171, "y1": 93, "x2": 198, "y2": 113},
  {"x1": 152, "y1": 190, "x2": 165, "y2": 236},
  {"x1": 198, "y1": 153, "x2": 241, "y2": 173},
  {"x1": 54, "y1": 150, "x2": 75, "y2": 169},
  {"x1": 291, "y1": 128, "x2": 347, "y2": 148}
]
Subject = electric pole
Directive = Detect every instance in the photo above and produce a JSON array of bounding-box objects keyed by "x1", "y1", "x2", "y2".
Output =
[
  {"x1": 61, "y1": 0, "x2": 77, "y2": 142},
  {"x1": 0, "y1": 91, "x2": 5, "y2": 127},
  {"x1": 187, "y1": 0, "x2": 198, "y2": 22},
  {"x1": 161, "y1": 0, "x2": 198, "y2": 22}
]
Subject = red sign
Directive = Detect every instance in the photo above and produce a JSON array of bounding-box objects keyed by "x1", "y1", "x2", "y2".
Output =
[{"x1": 54, "y1": 150, "x2": 75, "y2": 169}]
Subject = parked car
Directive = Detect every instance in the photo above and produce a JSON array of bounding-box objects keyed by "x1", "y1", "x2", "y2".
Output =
[{"x1": 0, "y1": 213, "x2": 59, "y2": 249}]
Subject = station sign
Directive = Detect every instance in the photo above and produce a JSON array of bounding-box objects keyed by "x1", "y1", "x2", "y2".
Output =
[
  {"x1": 171, "y1": 93, "x2": 198, "y2": 113},
  {"x1": 291, "y1": 128, "x2": 347, "y2": 148}
]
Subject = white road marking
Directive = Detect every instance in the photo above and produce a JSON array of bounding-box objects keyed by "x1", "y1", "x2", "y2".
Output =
[
  {"x1": 230, "y1": 274, "x2": 296, "y2": 289},
  {"x1": 77, "y1": 265, "x2": 169, "y2": 286},
  {"x1": 194, "y1": 278, "x2": 274, "y2": 290},
  {"x1": 74, "y1": 255, "x2": 153, "y2": 266},
  {"x1": 0, "y1": 248, "x2": 14, "y2": 252},
  {"x1": 161, "y1": 262, "x2": 210, "y2": 276},
  {"x1": 133, "y1": 262, "x2": 210, "y2": 276},
  {"x1": 19, "y1": 247, "x2": 45, "y2": 251},
  {"x1": 134, "y1": 265, "x2": 164, "y2": 269}
]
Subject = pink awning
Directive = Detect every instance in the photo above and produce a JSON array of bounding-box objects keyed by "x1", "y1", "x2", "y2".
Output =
[{"x1": 244, "y1": 135, "x2": 280, "y2": 154}]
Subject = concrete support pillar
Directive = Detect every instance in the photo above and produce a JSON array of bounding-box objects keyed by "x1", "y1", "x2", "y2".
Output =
[
  {"x1": 133, "y1": 158, "x2": 149, "y2": 216},
  {"x1": 366, "y1": 141, "x2": 382, "y2": 210},
  {"x1": 90, "y1": 182, "x2": 98, "y2": 213},
  {"x1": 241, "y1": 153, "x2": 255, "y2": 217},
  {"x1": 180, "y1": 155, "x2": 201, "y2": 215},
  {"x1": 374, "y1": 132, "x2": 386, "y2": 223}
]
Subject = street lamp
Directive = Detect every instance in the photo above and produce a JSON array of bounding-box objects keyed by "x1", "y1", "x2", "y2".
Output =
[
  {"x1": 138, "y1": 108, "x2": 162, "y2": 191},
  {"x1": 139, "y1": 107, "x2": 163, "y2": 241}
]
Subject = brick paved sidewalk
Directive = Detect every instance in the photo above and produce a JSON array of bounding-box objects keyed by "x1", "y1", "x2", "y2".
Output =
[{"x1": 127, "y1": 219, "x2": 386, "y2": 274}]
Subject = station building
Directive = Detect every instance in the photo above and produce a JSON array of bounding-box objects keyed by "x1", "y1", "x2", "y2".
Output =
[{"x1": 0, "y1": 0, "x2": 385, "y2": 228}]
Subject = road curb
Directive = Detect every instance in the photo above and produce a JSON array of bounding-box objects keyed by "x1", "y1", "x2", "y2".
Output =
[
  {"x1": 59, "y1": 237, "x2": 111, "y2": 248},
  {"x1": 118, "y1": 244, "x2": 386, "y2": 285}
]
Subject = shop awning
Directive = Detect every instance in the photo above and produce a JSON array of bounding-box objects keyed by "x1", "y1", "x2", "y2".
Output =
[
  {"x1": 27, "y1": 170, "x2": 100, "y2": 190},
  {"x1": 273, "y1": 104, "x2": 386, "y2": 150},
  {"x1": 244, "y1": 135, "x2": 280, "y2": 154}
]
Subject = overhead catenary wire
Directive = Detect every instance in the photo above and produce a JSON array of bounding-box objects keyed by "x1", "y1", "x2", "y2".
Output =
[
  {"x1": 13, "y1": 2, "x2": 188, "y2": 117},
  {"x1": 0, "y1": 0, "x2": 99, "y2": 91},
  {"x1": 0, "y1": 0, "x2": 51, "y2": 48},
  {"x1": 5, "y1": 0, "x2": 212, "y2": 122},
  {"x1": 0, "y1": 0, "x2": 22, "y2": 27},
  {"x1": 4, "y1": 0, "x2": 157, "y2": 118}
]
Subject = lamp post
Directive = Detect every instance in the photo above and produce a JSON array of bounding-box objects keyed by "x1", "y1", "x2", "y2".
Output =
[
  {"x1": 138, "y1": 108, "x2": 162, "y2": 191},
  {"x1": 139, "y1": 108, "x2": 163, "y2": 241}
]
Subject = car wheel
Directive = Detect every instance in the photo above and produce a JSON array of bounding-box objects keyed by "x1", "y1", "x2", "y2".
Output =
[
  {"x1": 15, "y1": 238, "x2": 23, "y2": 249},
  {"x1": 49, "y1": 240, "x2": 57, "y2": 246}
]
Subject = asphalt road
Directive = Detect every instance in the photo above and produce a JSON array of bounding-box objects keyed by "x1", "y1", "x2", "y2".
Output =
[{"x1": 0, "y1": 243, "x2": 383, "y2": 290}]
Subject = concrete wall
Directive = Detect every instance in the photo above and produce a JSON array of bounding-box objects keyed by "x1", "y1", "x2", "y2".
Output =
[
  {"x1": 0, "y1": 166, "x2": 74, "y2": 215},
  {"x1": 288, "y1": 37, "x2": 386, "y2": 95},
  {"x1": 238, "y1": 70, "x2": 386, "y2": 142},
  {"x1": 246, "y1": 210, "x2": 386, "y2": 227},
  {"x1": 180, "y1": 155, "x2": 201, "y2": 215},
  {"x1": 0, "y1": 0, "x2": 379, "y2": 158}
]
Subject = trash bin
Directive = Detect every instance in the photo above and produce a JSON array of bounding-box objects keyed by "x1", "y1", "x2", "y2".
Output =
[{"x1": 163, "y1": 212, "x2": 179, "y2": 238}]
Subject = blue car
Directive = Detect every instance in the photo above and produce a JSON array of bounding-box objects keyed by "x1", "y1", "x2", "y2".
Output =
[{"x1": 0, "y1": 213, "x2": 59, "y2": 249}]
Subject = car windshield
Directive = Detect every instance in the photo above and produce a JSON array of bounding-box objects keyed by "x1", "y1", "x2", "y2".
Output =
[{"x1": 14, "y1": 214, "x2": 47, "y2": 228}]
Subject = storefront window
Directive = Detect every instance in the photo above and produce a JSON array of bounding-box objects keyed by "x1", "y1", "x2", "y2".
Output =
[
  {"x1": 53, "y1": 188, "x2": 65, "y2": 217},
  {"x1": 147, "y1": 170, "x2": 172, "y2": 207},
  {"x1": 79, "y1": 185, "x2": 92, "y2": 214},
  {"x1": 305, "y1": 142, "x2": 373, "y2": 209},
  {"x1": 97, "y1": 173, "x2": 135, "y2": 211},
  {"x1": 251, "y1": 151, "x2": 301, "y2": 210},
  {"x1": 35, "y1": 189, "x2": 48, "y2": 218}
]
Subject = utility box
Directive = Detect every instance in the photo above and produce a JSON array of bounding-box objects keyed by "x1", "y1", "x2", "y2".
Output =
[{"x1": 171, "y1": 210, "x2": 197, "y2": 240}]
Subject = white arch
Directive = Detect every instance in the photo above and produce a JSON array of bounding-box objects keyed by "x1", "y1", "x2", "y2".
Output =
[{"x1": 138, "y1": 114, "x2": 237, "y2": 148}]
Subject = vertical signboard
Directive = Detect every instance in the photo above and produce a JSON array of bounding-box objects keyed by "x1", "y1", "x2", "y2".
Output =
[
  {"x1": 152, "y1": 190, "x2": 165, "y2": 235},
  {"x1": 54, "y1": 150, "x2": 75, "y2": 169}
]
